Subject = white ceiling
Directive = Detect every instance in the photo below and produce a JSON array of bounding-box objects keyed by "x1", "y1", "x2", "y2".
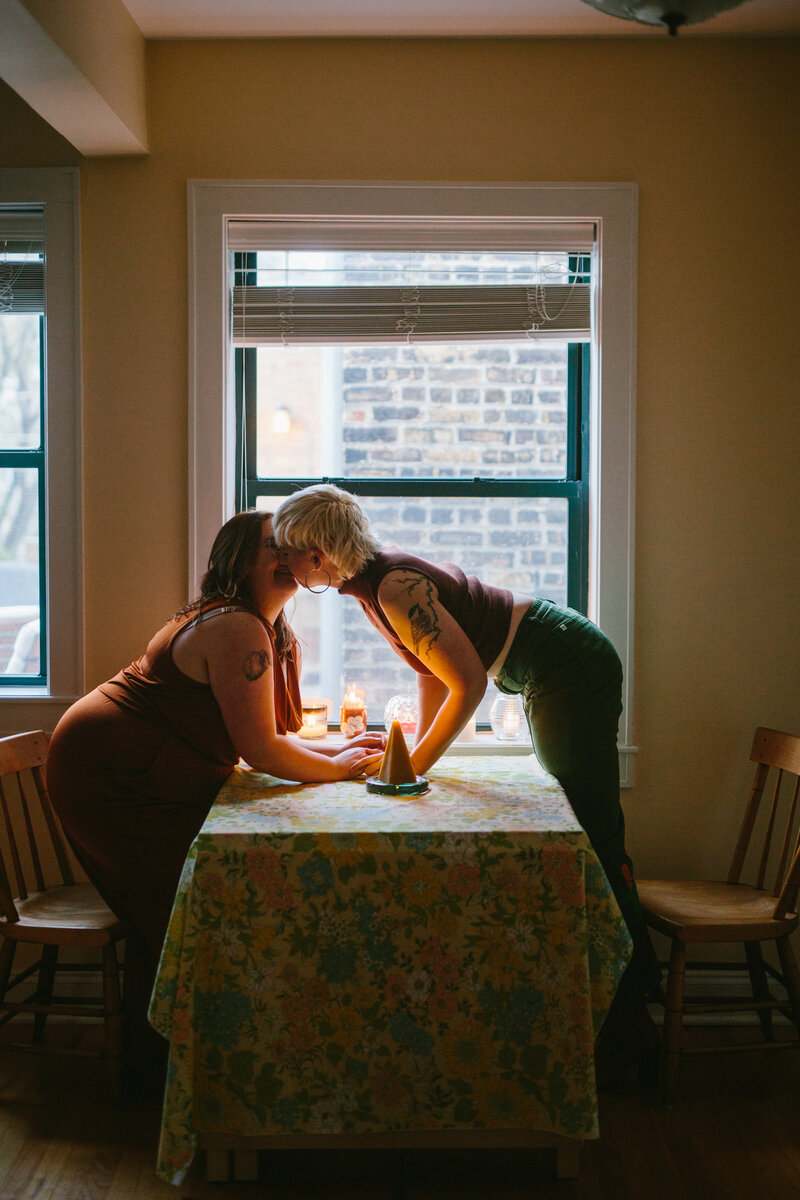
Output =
[{"x1": 121, "y1": 0, "x2": 800, "y2": 39}]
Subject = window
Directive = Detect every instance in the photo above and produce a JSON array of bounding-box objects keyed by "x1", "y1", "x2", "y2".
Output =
[
  {"x1": 0, "y1": 208, "x2": 45, "y2": 684},
  {"x1": 0, "y1": 170, "x2": 82, "y2": 724},
  {"x1": 189, "y1": 182, "x2": 638, "y2": 780},
  {"x1": 233, "y1": 246, "x2": 591, "y2": 725}
]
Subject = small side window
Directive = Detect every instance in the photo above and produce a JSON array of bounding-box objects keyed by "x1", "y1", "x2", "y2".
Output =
[{"x1": 0, "y1": 208, "x2": 45, "y2": 686}]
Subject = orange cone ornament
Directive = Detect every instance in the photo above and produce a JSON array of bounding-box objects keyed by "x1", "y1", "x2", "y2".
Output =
[{"x1": 366, "y1": 720, "x2": 428, "y2": 796}]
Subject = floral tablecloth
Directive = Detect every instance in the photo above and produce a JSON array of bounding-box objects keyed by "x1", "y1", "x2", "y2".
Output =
[{"x1": 150, "y1": 755, "x2": 632, "y2": 1185}]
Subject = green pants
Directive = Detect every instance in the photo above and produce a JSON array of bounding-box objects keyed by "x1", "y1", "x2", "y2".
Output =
[{"x1": 495, "y1": 599, "x2": 660, "y2": 1000}]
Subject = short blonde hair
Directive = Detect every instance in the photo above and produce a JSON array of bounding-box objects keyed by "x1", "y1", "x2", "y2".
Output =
[{"x1": 274, "y1": 484, "x2": 381, "y2": 579}]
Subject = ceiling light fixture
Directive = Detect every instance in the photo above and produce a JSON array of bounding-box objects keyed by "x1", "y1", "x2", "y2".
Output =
[{"x1": 578, "y1": 0, "x2": 749, "y2": 36}]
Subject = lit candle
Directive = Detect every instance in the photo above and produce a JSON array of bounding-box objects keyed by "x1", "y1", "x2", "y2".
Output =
[
  {"x1": 502, "y1": 709, "x2": 521, "y2": 738},
  {"x1": 298, "y1": 700, "x2": 328, "y2": 740},
  {"x1": 454, "y1": 711, "x2": 478, "y2": 743},
  {"x1": 340, "y1": 686, "x2": 367, "y2": 739}
]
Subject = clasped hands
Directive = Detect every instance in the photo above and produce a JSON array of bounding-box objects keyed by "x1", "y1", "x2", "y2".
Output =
[{"x1": 336, "y1": 730, "x2": 386, "y2": 779}]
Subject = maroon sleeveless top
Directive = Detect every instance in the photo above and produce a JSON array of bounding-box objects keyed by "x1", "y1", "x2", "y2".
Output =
[
  {"x1": 99, "y1": 597, "x2": 303, "y2": 762},
  {"x1": 339, "y1": 549, "x2": 513, "y2": 675}
]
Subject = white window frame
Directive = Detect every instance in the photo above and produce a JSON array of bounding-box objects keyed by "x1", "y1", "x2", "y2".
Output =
[
  {"x1": 188, "y1": 181, "x2": 638, "y2": 783},
  {"x1": 0, "y1": 168, "x2": 83, "y2": 732}
]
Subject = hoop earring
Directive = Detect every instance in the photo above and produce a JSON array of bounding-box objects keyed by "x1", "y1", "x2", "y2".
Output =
[{"x1": 305, "y1": 567, "x2": 332, "y2": 595}]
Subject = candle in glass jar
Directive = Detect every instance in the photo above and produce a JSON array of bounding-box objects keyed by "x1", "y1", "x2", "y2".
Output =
[
  {"x1": 454, "y1": 711, "x2": 478, "y2": 743},
  {"x1": 502, "y1": 709, "x2": 521, "y2": 738},
  {"x1": 298, "y1": 700, "x2": 328, "y2": 740},
  {"x1": 383, "y1": 694, "x2": 418, "y2": 738},
  {"x1": 340, "y1": 686, "x2": 367, "y2": 738}
]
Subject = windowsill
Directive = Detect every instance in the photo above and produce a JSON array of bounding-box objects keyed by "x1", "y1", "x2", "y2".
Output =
[
  {"x1": 292, "y1": 730, "x2": 534, "y2": 755},
  {"x1": 290, "y1": 729, "x2": 636, "y2": 785}
]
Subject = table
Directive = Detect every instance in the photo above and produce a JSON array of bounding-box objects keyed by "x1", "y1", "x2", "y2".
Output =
[{"x1": 149, "y1": 755, "x2": 632, "y2": 1186}]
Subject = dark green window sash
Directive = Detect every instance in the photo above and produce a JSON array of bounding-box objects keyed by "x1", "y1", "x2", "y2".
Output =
[
  {"x1": 236, "y1": 340, "x2": 589, "y2": 614},
  {"x1": 235, "y1": 250, "x2": 590, "y2": 613},
  {"x1": 0, "y1": 315, "x2": 47, "y2": 688}
]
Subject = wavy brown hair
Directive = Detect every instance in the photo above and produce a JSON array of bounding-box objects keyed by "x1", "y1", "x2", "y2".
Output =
[{"x1": 182, "y1": 510, "x2": 296, "y2": 660}]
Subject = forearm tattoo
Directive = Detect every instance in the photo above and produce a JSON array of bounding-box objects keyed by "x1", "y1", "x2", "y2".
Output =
[
  {"x1": 389, "y1": 573, "x2": 442, "y2": 660},
  {"x1": 243, "y1": 648, "x2": 270, "y2": 681}
]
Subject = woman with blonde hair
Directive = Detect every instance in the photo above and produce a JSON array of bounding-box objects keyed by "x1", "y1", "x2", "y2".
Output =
[{"x1": 274, "y1": 483, "x2": 660, "y2": 1086}]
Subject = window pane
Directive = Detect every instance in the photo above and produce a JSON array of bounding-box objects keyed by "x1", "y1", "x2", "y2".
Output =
[
  {"x1": 0, "y1": 314, "x2": 41, "y2": 449},
  {"x1": 254, "y1": 341, "x2": 568, "y2": 480},
  {"x1": 257, "y1": 493, "x2": 565, "y2": 728},
  {"x1": 251, "y1": 248, "x2": 580, "y2": 287},
  {"x1": 0, "y1": 467, "x2": 41, "y2": 675}
]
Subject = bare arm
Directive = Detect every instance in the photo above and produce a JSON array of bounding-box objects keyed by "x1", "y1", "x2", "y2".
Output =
[
  {"x1": 416, "y1": 673, "x2": 450, "y2": 743},
  {"x1": 378, "y1": 571, "x2": 487, "y2": 775},
  {"x1": 302, "y1": 732, "x2": 386, "y2": 758},
  {"x1": 196, "y1": 613, "x2": 381, "y2": 782}
]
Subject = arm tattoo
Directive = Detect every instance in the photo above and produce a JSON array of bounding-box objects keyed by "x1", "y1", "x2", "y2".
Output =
[
  {"x1": 387, "y1": 573, "x2": 442, "y2": 660},
  {"x1": 243, "y1": 648, "x2": 270, "y2": 681}
]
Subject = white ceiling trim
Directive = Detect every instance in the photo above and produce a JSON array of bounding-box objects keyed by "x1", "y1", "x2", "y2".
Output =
[
  {"x1": 122, "y1": 0, "x2": 800, "y2": 39},
  {"x1": 0, "y1": 0, "x2": 148, "y2": 156}
]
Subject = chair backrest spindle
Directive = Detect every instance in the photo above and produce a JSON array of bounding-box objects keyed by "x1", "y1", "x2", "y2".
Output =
[
  {"x1": 34, "y1": 764, "x2": 75, "y2": 886},
  {"x1": 16, "y1": 772, "x2": 46, "y2": 892},
  {"x1": 727, "y1": 761, "x2": 768, "y2": 885},
  {"x1": 727, "y1": 727, "x2": 800, "y2": 916},
  {"x1": 774, "y1": 776, "x2": 800, "y2": 899},
  {"x1": 0, "y1": 730, "x2": 75, "y2": 912},
  {"x1": 0, "y1": 776, "x2": 28, "y2": 902},
  {"x1": 755, "y1": 769, "x2": 783, "y2": 891}
]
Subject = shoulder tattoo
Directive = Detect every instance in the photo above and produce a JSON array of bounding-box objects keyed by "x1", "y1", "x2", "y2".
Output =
[
  {"x1": 385, "y1": 572, "x2": 442, "y2": 660},
  {"x1": 243, "y1": 648, "x2": 270, "y2": 681}
]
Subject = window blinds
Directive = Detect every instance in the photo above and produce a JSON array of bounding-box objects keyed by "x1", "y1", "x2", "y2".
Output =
[
  {"x1": 229, "y1": 217, "x2": 593, "y2": 347},
  {"x1": 0, "y1": 208, "x2": 44, "y2": 314},
  {"x1": 227, "y1": 218, "x2": 595, "y2": 253},
  {"x1": 232, "y1": 282, "x2": 591, "y2": 345}
]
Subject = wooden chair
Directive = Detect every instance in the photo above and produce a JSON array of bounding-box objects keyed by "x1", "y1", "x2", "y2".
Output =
[
  {"x1": 639, "y1": 726, "x2": 800, "y2": 1104},
  {"x1": 0, "y1": 730, "x2": 126, "y2": 1101}
]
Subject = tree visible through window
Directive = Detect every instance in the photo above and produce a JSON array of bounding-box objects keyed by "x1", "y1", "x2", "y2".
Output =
[{"x1": 235, "y1": 247, "x2": 590, "y2": 727}]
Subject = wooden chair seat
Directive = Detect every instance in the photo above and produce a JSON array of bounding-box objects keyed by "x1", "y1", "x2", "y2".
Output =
[
  {"x1": 638, "y1": 879, "x2": 799, "y2": 943},
  {"x1": 1, "y1": 882, "x2": 125, "y2": 946},
  {"x1": 0, "y1": 730, "x2": 127, "y2": 1102},
  {"x1": 640, "y1": 726, "x2": 800, "y2": 1104}
]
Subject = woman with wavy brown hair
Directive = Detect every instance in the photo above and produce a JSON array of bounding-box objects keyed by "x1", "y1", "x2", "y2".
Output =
[{"x1": 47, "y1": 510, "x2": 383, "y2": 1082}]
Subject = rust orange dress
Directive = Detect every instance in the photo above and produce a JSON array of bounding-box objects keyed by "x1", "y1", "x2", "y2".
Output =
[{"x1": 47, "y1": 598, "x2": 302, "y2": 1066}]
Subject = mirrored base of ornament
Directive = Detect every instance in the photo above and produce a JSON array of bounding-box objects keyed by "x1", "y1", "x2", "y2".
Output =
[{"x1": 365, "y1": 776, "x2": 429, "y2": 797}]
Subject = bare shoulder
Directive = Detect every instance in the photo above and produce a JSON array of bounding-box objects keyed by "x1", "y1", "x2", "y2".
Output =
[
  {"x1": 174, "y1": 608, "x2": 271, "y2": 683},
  {"x1": 177, "y1": 607, "x2": 266, "y2": 649},
  {"x1": 378, "y1": 568, "x2": 440, "y2": 610}
]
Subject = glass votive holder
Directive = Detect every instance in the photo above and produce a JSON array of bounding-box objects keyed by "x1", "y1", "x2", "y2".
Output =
[
  {"x1": 340, "y1": 686, "x2": 367, "y2": 739},
  {"x1": 298, "y1": 699, "x2": 328, "y2": 740},
  {"x1": 383, "y1": 694, "x2": 418, "y2": 738},
  {"x1": 489, "y1": 693, "x2": 526, "y2": 742},
  {"x1": 454, "y1": 710, "x2": 478, "y2": 743}
]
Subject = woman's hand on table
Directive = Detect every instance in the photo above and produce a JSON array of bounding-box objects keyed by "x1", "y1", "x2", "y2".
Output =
[
  {"x1": 346, "y1": 731, "x2": 387, "y2": 753},
  {"x1": 334, "y1": 745, "x2": 384, "y2": 780}
]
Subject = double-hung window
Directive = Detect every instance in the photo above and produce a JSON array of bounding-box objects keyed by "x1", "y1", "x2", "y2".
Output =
[
  {"x1": 0, "y1": 208, "x2": 45, "y2": 685},
  {"x1": 0, "y1": 169, "x2": 82, "y2": 726},
  {"x1": 231, "y1": 235, "x2": 592, "y2": 725},
  {"x1": 188, "y1": 182, "x2": 637, "y2": 778}
]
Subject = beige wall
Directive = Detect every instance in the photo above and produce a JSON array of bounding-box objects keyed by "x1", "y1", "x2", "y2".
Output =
[{"x1": 2, "y1": 38, "x2": 799, "y2": 884}]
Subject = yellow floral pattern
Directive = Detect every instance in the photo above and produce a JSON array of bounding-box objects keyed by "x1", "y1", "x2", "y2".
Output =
[{"x1": 150, "y1": 756, "x2": 631, "y2": 1185}]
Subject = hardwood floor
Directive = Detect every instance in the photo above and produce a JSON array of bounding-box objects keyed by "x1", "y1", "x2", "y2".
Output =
[{"x1": 0, "y1": 1024, "x2": 798, "y2": 1200}]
